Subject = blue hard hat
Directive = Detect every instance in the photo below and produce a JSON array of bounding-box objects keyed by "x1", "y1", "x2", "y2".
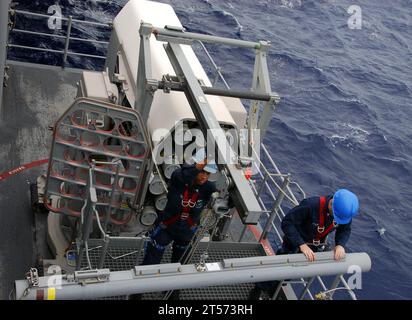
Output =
[
  {"x1": 332, "y1": 189, "x2": 359, "y2": 224},
  {"x1": 192, "y1": 148, "x2": 218, "y2": 174},
  {"x1": 203, "y1": 160, "x2": 218, "y2": 174},
  {"x1": 192, "y1": 148, "x2": 206, "y2": 164}
]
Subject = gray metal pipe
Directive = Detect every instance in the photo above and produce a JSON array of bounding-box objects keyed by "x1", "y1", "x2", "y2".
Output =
[
  {"x1": 157, "y1": 81, "x2": 275, "y2": 101},
  {"x1": 15, "y1": 252, "x2": 371, "y2": 300},
  {"x1": 154, "y1": 26, "x2": 264, "y2": 50},
  {"x1": 62, "y1": 16, "x2": 73, "y2": 67},
  {"x1": 0, "y1": 1, "x2": 11, "y2": 114}
]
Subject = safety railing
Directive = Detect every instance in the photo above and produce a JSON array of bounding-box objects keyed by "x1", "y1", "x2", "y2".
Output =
[
  {"x1": 7, "y1": 9, "x2": 111, "y2": 68},
  {"x1": 194, "y1": 41, "x2": 357, "y2": 300}
]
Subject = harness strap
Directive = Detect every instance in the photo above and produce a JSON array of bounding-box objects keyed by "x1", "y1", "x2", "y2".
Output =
[
  {"x1": 162, "y1": 184, "x2": 199, "y2": 227},
  {"x1": 313, "y1": 196, "x2": 337, "y2": 246},
  {"x1": 318, "y1": 196, "x2": 326, "y2": 232},
  {"x1": 162, "y1": 214, "x2": 180, "y2": 227}
]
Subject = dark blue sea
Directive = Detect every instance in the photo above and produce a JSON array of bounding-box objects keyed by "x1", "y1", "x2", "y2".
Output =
[{"x1": 8, "y1": 0, "x2": 412, "y2": 299}]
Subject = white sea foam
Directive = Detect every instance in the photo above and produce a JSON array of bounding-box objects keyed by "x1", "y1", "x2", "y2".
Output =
[
  {"x1": 279, "y1": 0, "x2": 302, "y2": 9},
  {"x1": 330, "y1": 122, "x2": 370, "y2": 149},
  {"x1": 221, "y1": 10, "x2": 243, "y2": 32},
  {"x1": 199, "y1": 0, "x2": 243, "y2": 32}
]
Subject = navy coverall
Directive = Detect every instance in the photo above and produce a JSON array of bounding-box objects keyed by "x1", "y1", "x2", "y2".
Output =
[
  {"x1": 280, "y1": 195, "x2": 351, "y2": 253},
  {"x1": 250, "y1": 195, "x2": 352, "y2": 299},
  {"x1": 142, "y1": 164, "x2": 216, "y2": 265}
]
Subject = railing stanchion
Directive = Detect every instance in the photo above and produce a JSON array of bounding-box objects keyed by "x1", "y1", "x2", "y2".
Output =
[
  {"x1": 98, "y1": 236, "x2": 110, "y2": 269},
  {"x1": 238, "y1": 225, "x2": 248, "y2": 242},
  {"x1": 259, "y1": 175, "x2": 290, "y2": 241},
  {"x1": 62, "y1": 15, "x2": 72, "y2": 67},
  {"x1": 271, "y1": 280, "x2": 284, "y2": 300},
  {"x1": 299, "y1": 277, "x2": 315, "y2": 300}
]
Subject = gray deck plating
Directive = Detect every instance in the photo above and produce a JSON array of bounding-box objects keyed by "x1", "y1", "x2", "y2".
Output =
[{"x1": 0, "y1": 61, "x2": 81, "y2": 299}]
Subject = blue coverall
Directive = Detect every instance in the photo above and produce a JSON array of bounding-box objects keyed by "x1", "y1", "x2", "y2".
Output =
[
  {"x1": 280, "y1": 195, "x2": 351, "y2": 253},
  {"x1": 250, "y1": 195, "x2": 352, "y2": 299},
  {"x1": 142, "y1": 164, "x2": 216, "y2": 265}
]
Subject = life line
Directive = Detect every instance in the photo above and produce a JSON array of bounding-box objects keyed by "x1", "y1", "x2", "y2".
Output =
[{"x1": 0, "y1": 159, "x2": 48, "y2": 182}]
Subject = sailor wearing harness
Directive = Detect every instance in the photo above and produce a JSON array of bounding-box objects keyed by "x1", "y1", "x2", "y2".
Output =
[
  {"x1": 280, "y1": 188, "x2": 359, "y2": 261},
  {"x1": 142, "y1": 150, "x2": 217, "y2": 266},
  {"x1": 249, "y1": 189, "x2": 359, "y2": 299}
]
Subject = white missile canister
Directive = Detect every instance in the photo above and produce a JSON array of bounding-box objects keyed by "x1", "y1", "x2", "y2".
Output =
[
  {"x1": 163, "y1": 158, "x2": 180, "y2": 179},
  {"x1": 139, "y1": 206, "x2": 158, "y2": 226},
  {"x1": 149, "y1": 173, "x2": 166, "y2": 195},
  {"x1": 155, "y1": 193, "x2": 168, "y2": 211}
]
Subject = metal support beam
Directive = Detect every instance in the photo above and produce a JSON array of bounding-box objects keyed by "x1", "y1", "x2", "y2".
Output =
[
  {"x1": 157, "y1": 79, "x2": 274, "y2": 101},
  {"x1": 62, "y1": 16, "x2": 73, "y2": 67},
  {"x1": 135, "y1": 23, "x2": 158, "y2": 123},
  {"x1": 259, "y1": 176, "x2": 289, "y2": 241},
  {"x1": 248, "y1": 42, "x2": 280, "y2": 144},
  {"x1": 164, "y1": 42, "x2": 262, "y2": 224},
  {"x1": 14, "y1": 252, "x2": 371, "y2": 300},
  {"x1": 152, "y1": 24, "x2": 280, "y2": 144},
  {"x1": 0, "y1": 1, "x2": 11, "y2": 115}
]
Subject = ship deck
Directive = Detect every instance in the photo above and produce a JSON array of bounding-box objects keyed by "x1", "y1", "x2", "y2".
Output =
[
  {"x1": 0, "y1": 61, "x2": 82, "y2": 299},
  {"x1": 0, "y1": 61, "x2": 272, "y2": 300}
]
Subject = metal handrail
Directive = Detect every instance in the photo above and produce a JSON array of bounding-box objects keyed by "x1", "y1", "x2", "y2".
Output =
[
  {"x1": 196, "y1": 40, "x2": 231, "y2": 90},
  {"x1": 8, "y1": 9, "x2": 111, "y2": 67},
  {"x1": 11, "y1": 9, "x2": 112, "y2": 27},
  {"x1": 11, "y1": 27, "x2": 109, "y2": 45}
]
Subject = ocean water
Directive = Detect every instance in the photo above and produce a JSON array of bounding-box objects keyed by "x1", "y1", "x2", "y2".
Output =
[{"x1": 7, "y1": 0, "x2": 412, "y2": 299}]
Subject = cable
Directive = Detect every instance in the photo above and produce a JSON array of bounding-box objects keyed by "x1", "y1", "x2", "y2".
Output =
[
  {"x1": 289, "y1": 180, "x2": 306, "y2": 199},
  {"x1": 315, "y1": 287, "x2": 357, "y2": 300},
  {"x1": 84, "y1": 241, "x2": 92, "y2": 270}
]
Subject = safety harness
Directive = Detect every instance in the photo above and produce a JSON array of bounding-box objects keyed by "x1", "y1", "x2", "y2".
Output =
[
  {"x1": 312, "y1": 196, "x2": 338, "y2": 246},
  {"x1": 162, "y1": 184, "x2": 199, "y2": 228}
]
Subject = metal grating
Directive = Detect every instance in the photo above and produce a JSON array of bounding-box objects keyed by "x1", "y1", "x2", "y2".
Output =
[{"x1": 81, "y1": 238, "x2": 266, "y2": 300}]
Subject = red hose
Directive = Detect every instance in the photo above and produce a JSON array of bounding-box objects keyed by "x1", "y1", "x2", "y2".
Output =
[{"x1": 0, "y1": 159, "x2": 48, "y2": 182}]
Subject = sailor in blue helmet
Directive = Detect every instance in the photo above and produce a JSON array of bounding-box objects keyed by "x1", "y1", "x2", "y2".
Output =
[
  {"x1": 141, "y1": 148, "x2": 218, "y2": 266},
  {"x1": 249, "y1": 189, "x2": 359, "y2": 300}
]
